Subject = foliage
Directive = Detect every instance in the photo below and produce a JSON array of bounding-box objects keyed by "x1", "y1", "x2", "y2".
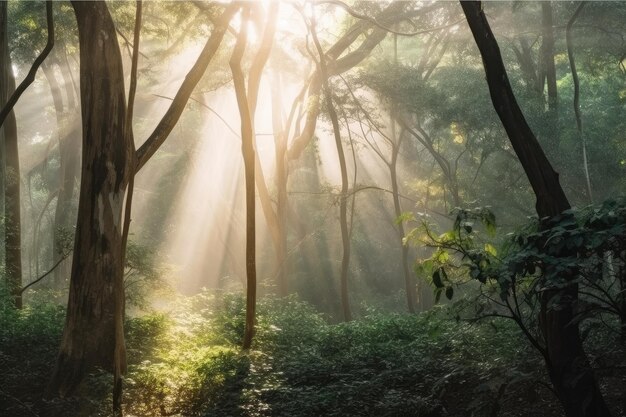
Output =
[
  {"x1": 124, "y1": 240, "x2": 172, "y2": 309},
  {"x1": 411, "y1": 198, "x2": 626, "y2": 353},
  {"x1": 1, "y1": 289, "x2": 572, "y2": 417}
]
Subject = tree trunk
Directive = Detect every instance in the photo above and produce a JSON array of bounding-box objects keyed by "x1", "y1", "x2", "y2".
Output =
[
  {"x1": 270, "y1": 74, "x2": 289, "y2": 296},
  {"x1": 1, "y1": 2, "x2": 23, "y2": 308},
  {"x1": 42, "y1": 58, "x2": 81, "y2": 287},
  {"x1": 565, "y1": 2, "x2": 593, "y2": 204},
  {"x1": 230, "y1": 3, "x2": 277, "y2": 349},
  {"x1": 309, "y1": 14, "x2": 353, "y2": 322},
  {"x1": 390, "y1": 134, "x2": 415, "y2": 313},
  {"x1": 48, "y1": 1, "x2": 133, "y2": 396},
  {"x1": 460, "y1": 3, "x2": 611, "y2": 416},
  {"x1": 542, "y1": 2, "x2": 557, "y2": 111},
  {"x1": 47, "y1": 0, "x2": 234, "y2": 399}
]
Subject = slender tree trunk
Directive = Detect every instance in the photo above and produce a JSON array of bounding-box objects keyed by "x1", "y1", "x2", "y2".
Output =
[
  {"x1": 230, "y1": 3, "x2": 277, "y2": 348},
  {"x1": 329, "y1": 94, "x2": 352, "y2": 322},
  {"x1": 542, "y1": 2, "x2": 557, "y2": 111},
  {"x1": 566, "y1": 2, "x2": 593, "y2": 203},
  {"x1": 1, "y1": 2, "x2": 22, "y2": 308},
  {"x1": 53, "y1": 52, "x2": 81, "y2": 286},
  {"x1": 270, "y1": 74, "x2": 289, "y2": 296},
  {"x1": 42, "y1": 59, "x2": 80, "y2": 287},
  {"x1": 0, "y1": 2, "x2": 5, "y2": 241},
  {"x1": 390, "y1": 35, "x2": 416, "y2": 313},
  {"x1": 390, "y1": 137, "x2": 415, "y2": 313},
  {"x1": 461, "y1": 3, "x2": 611, "y2": 417},
  {"x1": 308, "y1": 13, "x2": 352, "y2": 322},
  {"x1": 230, "y1": 9, "x2": 257, "y2": 349}
]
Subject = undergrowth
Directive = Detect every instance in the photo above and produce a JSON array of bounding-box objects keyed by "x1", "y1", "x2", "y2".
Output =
[{"x1": 2, "y1": 289, "x2": 615, "y2": 417}]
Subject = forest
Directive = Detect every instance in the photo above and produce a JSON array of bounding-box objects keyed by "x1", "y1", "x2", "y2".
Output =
[{"x1": 0, "y1": 0, "x2": 625, "y2": 416}]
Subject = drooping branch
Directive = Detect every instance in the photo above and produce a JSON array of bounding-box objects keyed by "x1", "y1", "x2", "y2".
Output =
[{"x1": 20, "y1": 252, "x2": 71, "y2": 295}]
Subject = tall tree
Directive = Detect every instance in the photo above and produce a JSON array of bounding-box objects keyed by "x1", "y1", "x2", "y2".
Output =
[
  {"x1": 541, "y1": 1, "x2": 557, "y2": 110},
  {"x1": 460, "y1": 2, "x2": 611, "y2": 416},
  {"x1": 0, "y1": 1, "x2": 21, "y2": 307},
  {"x1": 0, "y1": 1, "x2": 54, "y2": 308},
  {"x1": 307, "y1": 6, "x2": 353, "y2": 322},
  {"x1": 230, "y1": 1, "x2": 278, "y2": 349},
  {"x1": 47, "y1": 0, "x2": 236, "y2": 398}
]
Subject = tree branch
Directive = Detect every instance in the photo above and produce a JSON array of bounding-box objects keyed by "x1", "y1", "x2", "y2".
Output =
[{"x1": 0, "y1": 1, "x2": 54, "y2": 129}]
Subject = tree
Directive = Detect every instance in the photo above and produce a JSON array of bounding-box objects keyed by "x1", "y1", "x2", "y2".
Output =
[
  {"x1": 0, "y1": 0, "x2": 54, "y2": 308},
  {"x1": 229, "y1": 2, "x2": 278, "y2": 349},
  {"x1": 0, "y1": 1, "x2": 21, "y2": 308},
  {"x1": 47, "y1": 0, "x2": 236, "y2": 398},
  {"x1": 306, "y1": 6, "x2": 353, "y2": 322},
  {"x1": 460, "y1": 2, "x2": 611, "y2": 416}
]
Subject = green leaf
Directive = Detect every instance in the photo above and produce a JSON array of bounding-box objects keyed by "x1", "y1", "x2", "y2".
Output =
[
  {"x1": 395, "y1": 211, "x2": 415, "y2": 225},
  {"x1": 484, "y1": 243, "x2": 497, "y2": 257},
  {"x1": 432, "y1": 269, "x2": 444, "y2": 288},
  {"x1": 445, "y1": 286, "x2": 454, "y2": 300}
]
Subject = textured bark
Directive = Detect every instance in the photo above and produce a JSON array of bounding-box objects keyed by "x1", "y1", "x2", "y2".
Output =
[
  {"x1": 47, "y1": 1, "x2": 234, "y2": 397},
  {"x1": 48, "y1": 1, "x2": 133, "y2": 396},
  {"x1": 461, "y1": 3, "x2": 611, "y2": 417}
]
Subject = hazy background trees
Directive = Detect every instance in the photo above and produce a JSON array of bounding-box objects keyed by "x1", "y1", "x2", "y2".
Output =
[{"x1": 1, "y1": 1, "x2": 625, "y2": 416}]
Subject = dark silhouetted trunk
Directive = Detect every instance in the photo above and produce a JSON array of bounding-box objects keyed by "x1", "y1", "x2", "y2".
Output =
[
  {"x1": 461, "y1": 3, "x2": 611, "y2": 417},
  {"x1": 542, "y1": 2, "x2": 557, "y2": 110}
]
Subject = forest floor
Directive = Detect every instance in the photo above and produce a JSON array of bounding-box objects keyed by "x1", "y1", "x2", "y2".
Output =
[{"x1": 1, "y1": 292, "x2": 625, "y2": 417}]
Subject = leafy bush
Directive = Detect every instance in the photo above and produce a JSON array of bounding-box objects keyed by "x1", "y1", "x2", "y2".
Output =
[{"x1": 0, "y1": 288, "x2": 586, "y2": 417}]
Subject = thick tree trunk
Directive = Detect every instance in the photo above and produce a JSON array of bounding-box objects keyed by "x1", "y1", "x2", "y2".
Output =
[
  {"x1": 47, "y1": 1, "x2": 133, "y2": 396},
  {"x1": 48, "y1": 0, "x2": 234, "y2": 400},
  {"x1": 461, "y1": 3, "x2": 611, "y2": 417},
  {"x1": 1, "y1": 2, "x2": 22, "y2": 308}
]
